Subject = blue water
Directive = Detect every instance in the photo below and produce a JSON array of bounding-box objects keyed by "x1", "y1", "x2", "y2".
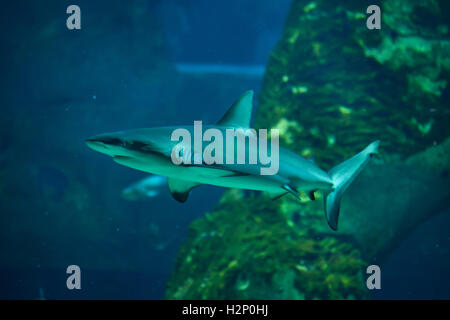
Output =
[{"x1": 0, "y1": 0, "x2": 449, "y2": 299}]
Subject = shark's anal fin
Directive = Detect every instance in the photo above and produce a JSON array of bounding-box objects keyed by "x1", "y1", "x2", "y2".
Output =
[
  {"x1": 167, "y1": 178, "x2": 201, "y2": 203},
  {"x1": 268, "y1": 190, "x2": 288, "y2": 200},
  {"x1": 217, "y1": 91, "x2": 254, "y2": 128},
  {"x1": 283, "y1": 184, "x2": 299, "y2": 199}
]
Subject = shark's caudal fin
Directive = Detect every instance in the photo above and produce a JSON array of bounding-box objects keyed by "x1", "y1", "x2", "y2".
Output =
[{"x1": 325, "y1": 140, "x2": 380, "y2": 230}]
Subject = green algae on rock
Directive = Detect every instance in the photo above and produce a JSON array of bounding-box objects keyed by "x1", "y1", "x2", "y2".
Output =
[
  {"x1": 165, "y1": 189, "x2": 368, "y2": 300},
  {"x1": 166, "y1": 137, "x2": 450, "y2": 299},
  {"x1": 256, "y1": 0, "x2": 450, "y2": 168}
]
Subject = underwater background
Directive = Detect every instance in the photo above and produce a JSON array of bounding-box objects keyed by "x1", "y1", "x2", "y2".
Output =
[{"x1": 0, "y1": 0, "x2": 449, "y2": 299}]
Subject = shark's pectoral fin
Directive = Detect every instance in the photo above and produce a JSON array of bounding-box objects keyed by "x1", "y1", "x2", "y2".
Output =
[{"x1": 167, "y1": 178, "x2": 201, "y2": 203}]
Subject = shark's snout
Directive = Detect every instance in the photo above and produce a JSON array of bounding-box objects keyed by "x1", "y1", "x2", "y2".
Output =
[
  {"x1": 86, "y1": 131, "x2": 152, "y2": 160},
  {"x1": 86, "y1": 133, "x2": 122, "y2": 145},
  {"x1": 85, "y1": 133, "x2": 125, "y2": 156},
  {"x1": 86, "y1": 137, "x2": 109, "y2": 152}
]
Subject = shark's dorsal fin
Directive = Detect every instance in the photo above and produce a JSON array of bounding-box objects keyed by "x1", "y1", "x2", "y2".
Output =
[
  {"x1": 167, "y1": 178, "x2": 201, "y2": 203},
  {"x1": 217, "y1": 90, "x2": 254, "y2": 128}
]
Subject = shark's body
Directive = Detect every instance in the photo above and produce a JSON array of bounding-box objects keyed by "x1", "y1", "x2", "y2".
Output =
[
  {"x1": 121, "y1": 175, "x2": 167, "y2": 201},
  {"x1": 86, "y1": 91, "x2": 379, "y2": 230}
]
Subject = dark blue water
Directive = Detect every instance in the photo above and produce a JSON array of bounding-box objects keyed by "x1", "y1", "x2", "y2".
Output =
[{"x1": 0, "y1": 0, "x2": 449, "y2": 299}]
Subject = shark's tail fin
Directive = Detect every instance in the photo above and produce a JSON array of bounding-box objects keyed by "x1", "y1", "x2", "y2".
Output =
[{"x1": 325, "y1": 140, "x2": 380, "y2": 230}]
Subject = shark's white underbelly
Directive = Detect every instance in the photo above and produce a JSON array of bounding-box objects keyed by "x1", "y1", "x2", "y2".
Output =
[
  {"x1": 169, "y1": 166, "x2": 284, "y2": 193},
  {"x1": 185, "y1": 167, "x2": 284, "y2": 192},
  {"x1": 115, "y1": 155, "x2": 285, "y2": 193}
]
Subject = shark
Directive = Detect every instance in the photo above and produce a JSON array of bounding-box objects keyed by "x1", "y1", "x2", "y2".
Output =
[
  {"x1": 86, "y1": 91, "x2": 379, "y2": 230},
  {"x1": 121, "y1": 175, "x2": 167, "y2": 201}
]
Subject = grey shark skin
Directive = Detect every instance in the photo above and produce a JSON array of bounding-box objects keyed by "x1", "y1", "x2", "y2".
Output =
[{"x1": 86, "y1": 91, "x2": 379, "y2": 230}]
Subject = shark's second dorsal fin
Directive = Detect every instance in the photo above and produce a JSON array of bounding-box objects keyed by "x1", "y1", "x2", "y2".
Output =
[
  {"x1": 217, "y1": 90, "x2": 254, "y2": 128},
  {"x1": 167, "y1": 178, "x2": 201, "y2": 203}
]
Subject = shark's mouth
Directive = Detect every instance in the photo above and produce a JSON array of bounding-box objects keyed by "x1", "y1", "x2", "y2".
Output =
[
  {"x1": 113, "y1": 155, "x2": 136, "y2": 167},
  {"x1": 113, "y1": 155, "x2": 133, "y2": 160}
]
